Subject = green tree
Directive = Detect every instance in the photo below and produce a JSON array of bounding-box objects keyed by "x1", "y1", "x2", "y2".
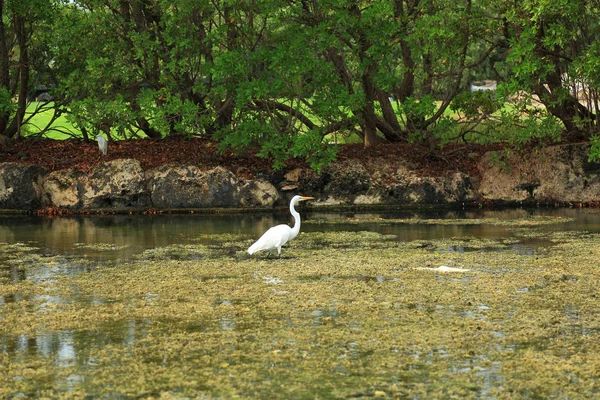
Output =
[
  {"x1": 218, "y1": 0, "x2": 504, "y2": 164},
  {"x1": 53, "y1": 0, "x2": 206, "y2": 140},
  {"x1": 257, "y1": 0, "x2": 501, "y2": 149},
  {"x1": 6, "y1": 0, "x2": 598, "y2": 168},
  {"x1": 501, "y1": 0, "x2": 600, "y2": 140},
  {"x1": 0, "y1": 0, "x2": 56, "y2": 144}
]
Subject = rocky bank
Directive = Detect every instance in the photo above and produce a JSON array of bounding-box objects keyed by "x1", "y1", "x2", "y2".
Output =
[{"x1": 1, "y1": 143, "x2": 599, "y2": 213}]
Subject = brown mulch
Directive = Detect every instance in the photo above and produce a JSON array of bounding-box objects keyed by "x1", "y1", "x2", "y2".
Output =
[{"x1": 0, "y1": 136, "x2": 503, "y2": 179}]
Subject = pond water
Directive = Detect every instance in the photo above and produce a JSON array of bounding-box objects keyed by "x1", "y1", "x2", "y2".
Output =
[
  {"x1": 1, "y1": 207, "x2": 600, "y2": 398},
  {"x1": 2, "y1": 207, "x2": 596, "y2": 260}
]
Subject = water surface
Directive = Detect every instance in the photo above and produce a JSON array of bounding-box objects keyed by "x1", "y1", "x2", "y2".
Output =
[{"x1": 1, "y1": 207, "x2": 600, "y2": 398}]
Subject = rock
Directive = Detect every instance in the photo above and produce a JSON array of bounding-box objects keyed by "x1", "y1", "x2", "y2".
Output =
[
  {"x1": 284, "y1": 168, "x2": 303, "y2": 183},
  {"x1": 378, "y1": 168, "x2": 473, "y2": 205},
  {"x1": 354, "y1": 194, "x2": 383, "y2": 205},
  {"x1": 478, "y1": 144, "x2": 600, "y2": 203},
  {"x1": 313, "y1": 196, "x2": 343, "y2": 206},
  {"x1": 3, "y1": 142, "x2": 600, "y2": 212},
  {"x1": 148, "y1": 165, "x2": 202, "y2": 208},
  {"x1": 240, "y1": 180, "x2": 280, "y2": 207},
  {"x1": 441, "y1": 172, "x2": 474, "y2": 203},
  {"x1": 281, "y1": 167, "x2": 324, "y2": 194},
  {"x1": 386, "y1": 177, "x2": 445, "y2": 204},
  {"x1": 453, "y1": 172, "x2": 474, "y2": 200},
  {"x1": 478, "y1": 152, "x2": 530, "y2": 202},
  {"x1": 42, "y1": 168, "x2": 84, "y2": 208},
  {"x1": 80, "y1": 159, "x2": 148, "y2": 208},
  {"x1": 322, "y1": 160, "x2": 371, "y2": 200},
  {"x1": 148, "y1": 165, "x2": 240, "y2": 208},
  {"x1": 0, "y1": 163, "x2": 47, "y2": 210},
  {"x1": 204, "y1": 167, "x2": 241, "y2": 207}
]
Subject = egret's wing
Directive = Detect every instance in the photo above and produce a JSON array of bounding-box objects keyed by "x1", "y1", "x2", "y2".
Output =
[{"x1": 248, "y1": 224, "x2": 292, "y2": 254}]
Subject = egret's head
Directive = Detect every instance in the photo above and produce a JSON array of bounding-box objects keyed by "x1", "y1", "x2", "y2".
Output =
[
  {"x1": 291, "y1": 195, "x2": 314, "y2": 205},
  {"x1": 295, "y1": 195, "x2": 314, "y2": 202}
]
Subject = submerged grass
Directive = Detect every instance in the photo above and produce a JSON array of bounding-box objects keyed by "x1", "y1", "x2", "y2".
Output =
[{"x1": 1, "y1": 222, "x2": 600, "y2": 398}]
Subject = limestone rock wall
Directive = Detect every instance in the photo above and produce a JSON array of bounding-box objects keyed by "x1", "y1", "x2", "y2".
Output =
[
  {"x1": 0, "y1": 163, "x2": 47, "y2": 210},
  {"x1": 477, "y1": 144, "x2": 600, "y2": 203},
  {"x1": 1, "y1": 143, "x2": 599, "y2": 211}
]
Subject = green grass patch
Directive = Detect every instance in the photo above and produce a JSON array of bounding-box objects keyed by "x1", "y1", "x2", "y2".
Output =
[{"x1": 23, "y1": 102, "x2": 80, "y2": 140}]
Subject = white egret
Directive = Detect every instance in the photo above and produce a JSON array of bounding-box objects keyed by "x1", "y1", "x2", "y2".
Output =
[
  {"x1": 96, "y1": 134, "x2": 108, "y2": 156},
  {"x1": 248, "y1": 195, "x2": 314, "y2": 257}
]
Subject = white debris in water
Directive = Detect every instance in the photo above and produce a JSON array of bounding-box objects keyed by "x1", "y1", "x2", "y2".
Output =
[
  {"x1": 417, "y1": 265, "x2": 471, "y2": 273},
  {"x1": 262, "y1": 275, "x2": 284, "y2": 284},
  {"x1": 253, "y1": 271, "x2": 285, "y2": 284}
]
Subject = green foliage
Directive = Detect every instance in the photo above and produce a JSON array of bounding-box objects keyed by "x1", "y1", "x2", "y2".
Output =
[
  {"x1": 0, "y1": 0, "x2": 599, "y2": 170},
  {"x1": 216, "y1": 115, "x2": 337, "y2": 172},
  {"x1": 66, "y1": 97, "x2": 137, "y2": 139},
  {"x1": 0, "y1": 87, "x2": 15, "y2": 115},
  {"x1": 589, "y1": 135, "x2": 600, "y2": 163},
  {"x1": 451, "y1": 91, "x2": 501, "y2": 119},
  {"x1": 291, "y1": 129, "x2": 338, "y2": 172},
  {"x1": 401, "y1": 96, "x2": 437, "y2": 123}
]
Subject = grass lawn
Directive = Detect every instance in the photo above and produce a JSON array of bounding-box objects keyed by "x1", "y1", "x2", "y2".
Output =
[
  {"x1": 21, "y1": 97, "x2": 554, "y2": 146},
  {"x1": 24, "y1": 102, "x2": 81, "y2": 140}
]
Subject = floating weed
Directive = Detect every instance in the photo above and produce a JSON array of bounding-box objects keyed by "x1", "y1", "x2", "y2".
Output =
[
  {"x1": 306, "y1": 215, "x2": 574, "y2": 226},
  {"x1": 73, "y1": 243, "x2": 129, "y2": 251},
  {"x1": 0, "y1": 242, "x2": 42, "y2": 272},
  {"x1": 193, "y1": 233, "x2": 251, "y2": 244},
  {"x1": 135, "y1": 244, "x2": 214, "y2": 261},
  {"x1": 300, "y1": 231, "x2": 398, "y2": 250},
  {"x1": 0, "y1": 242, "x2": 40, "y2": 252},
  {"x1": 2, "y1": 225, "x2": 600, "y2": 398},
  {"x1": 135, "y1": 236, "x2": 250, "y2": 261},
  {"x1": 416, "y1": 237, "x2": 522, "y2": 252}
]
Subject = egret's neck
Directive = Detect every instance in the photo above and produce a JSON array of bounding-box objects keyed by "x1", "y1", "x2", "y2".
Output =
[{"x1": 290, "y1": 201, "x2": 301, "y2": 240}]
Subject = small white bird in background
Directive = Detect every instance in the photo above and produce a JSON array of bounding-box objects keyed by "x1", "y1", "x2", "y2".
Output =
[
  {"x1": 96, "y1": 134, "x2": 108, "y2": 156},
  {"x1": 248, "y1": 195, "x2": 314, "y2": 257}
]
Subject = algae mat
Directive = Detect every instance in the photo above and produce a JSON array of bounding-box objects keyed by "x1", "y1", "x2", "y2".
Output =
[{"x1": 1, "y1": 218, "x2": 600, "y2": 398}]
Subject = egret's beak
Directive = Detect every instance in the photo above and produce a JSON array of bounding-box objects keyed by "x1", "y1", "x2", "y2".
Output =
[{"x1": 299, "y1": 196, "x2": 314, "y2": 201}]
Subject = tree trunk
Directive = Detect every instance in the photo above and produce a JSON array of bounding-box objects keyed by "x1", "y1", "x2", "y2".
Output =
[
  {"x1": 361, "y1": 70, "x2": 380, "y2": 148},
  {"x1": 376, "y1": 88, "x2": 404, "y2": 142},
  {"x1": 126, "y1": 87, "x2": 161, "y2": 139},
  {"x1": 363, "y1": 114, "x2": 379, "y2": 147},
  {"x1": 0, "y1": 0, "x2": 9, "y2": 138},
  {"x1": 136, "y1": 115, "x2": 162, "y2": 139},
  {"x1": 6, "y1": 14, "x2": 28, "y2": 139},
  {"x1": 397, "y1": 39, "x2": 415, "y2": 102},
  {"x1": 215, "y1": 96, "x2": 235, "y2": 129},
  {"x1": 533, "y1": 65, "x2": 595, "y2": 141},
  {"x1": 422, "y1": 53, "x2": 433, "y2": 96}
]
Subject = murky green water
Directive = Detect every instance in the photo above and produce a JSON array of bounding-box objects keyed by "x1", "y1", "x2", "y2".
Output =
[{"x1": 1, "y1": 207, "x2": 600, "y2": 398}]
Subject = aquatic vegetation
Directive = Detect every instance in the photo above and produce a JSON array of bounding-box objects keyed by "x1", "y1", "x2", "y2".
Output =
[
  {"x1": 73, "y1": 243, "x2": 129, "y2": 251},
  {"x1": 1, "y1": 219, "x2": 600, "y2": 398},
  {"x1": 307, "y1": 215, "x2": 574, "y2": 226}
]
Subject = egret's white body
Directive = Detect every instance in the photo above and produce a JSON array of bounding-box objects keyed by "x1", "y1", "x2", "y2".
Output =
[
  {"x1": 96, "y1": 134, "x2": 108, "y2": 156},
  {"x1": 248, "y1": 195, "x2": 314, "y2": 257}
]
